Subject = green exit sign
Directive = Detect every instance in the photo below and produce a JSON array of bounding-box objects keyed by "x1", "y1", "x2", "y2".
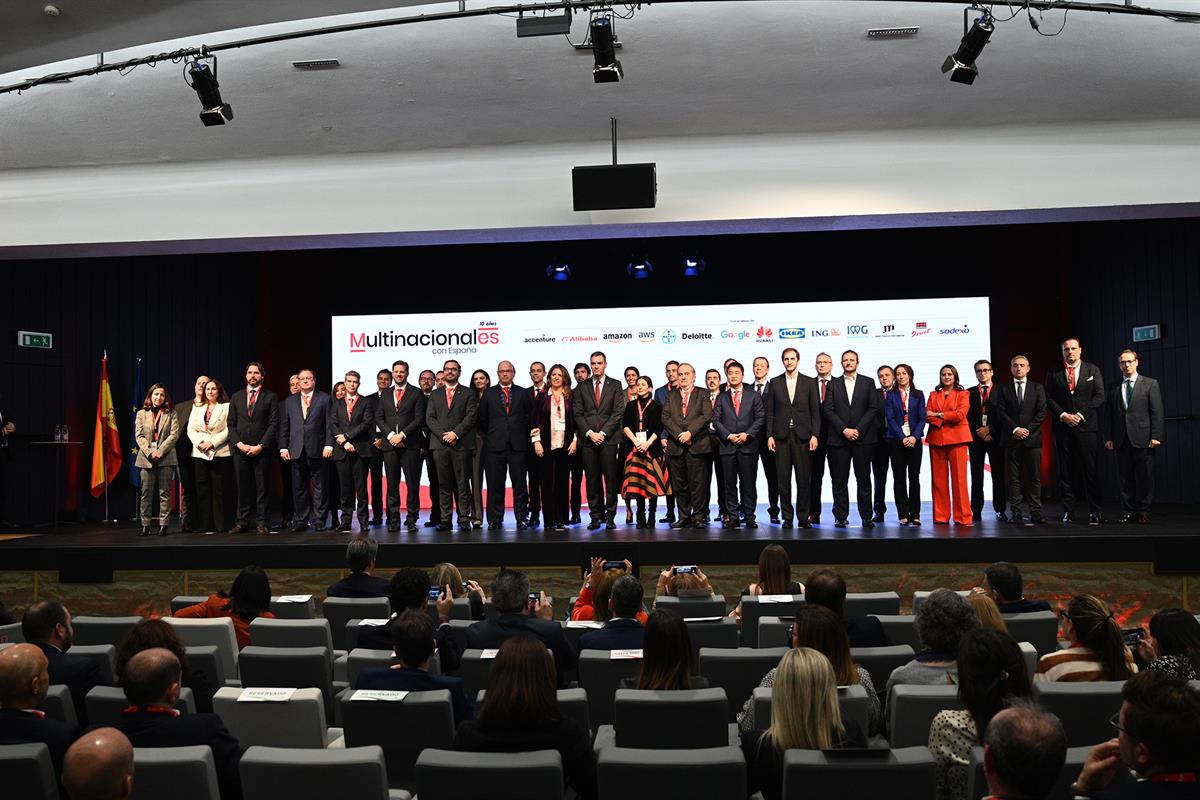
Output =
[
  {"x1": 18, "y1": 330, "x2": 53, "y2": 349},
  {"x1": 1132, "y1": 324, "x2": 1160, "y2": 343}
]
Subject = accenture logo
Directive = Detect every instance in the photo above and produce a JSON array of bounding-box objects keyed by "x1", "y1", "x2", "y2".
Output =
[
  {"x1": 349, "y1": 324, "x2": 499, "y2": 353},
  {"x1": 523, "y1": 335, "x2": 556, "y2": 344}
]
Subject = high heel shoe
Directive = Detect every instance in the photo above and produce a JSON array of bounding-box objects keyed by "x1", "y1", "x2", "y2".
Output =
[
  {"x1": 139, "y1": 526, "x2": 151, "y2": 537},
  {"x1": 626, "y1": 508, "x2": 634, "y2": 525}
]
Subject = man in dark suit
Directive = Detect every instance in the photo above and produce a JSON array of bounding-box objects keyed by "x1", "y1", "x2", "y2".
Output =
[
  {"x1": 326, "y1": 535, "x2": 389, "y2": 598},
  {"x1": 1104, "y1": 349, "x2": 1165, "y2": 524},
  {"x1": 278, "y1": 374, "x2": 300, "y2": 528},
  {"x1": 871, "y1": 366, "x2": 894, "y2": 523},
  {"x1": 766, "y1": 348, "x2": 822, "y2": 529},
  {"x1": 749, "y1": 356, "x2": 780, "y2": 524},
  {"x1": 22, "y1": 600, "x2": 101, "y2": 725},
  {"x1": 466, "y1": 569, "x2": 576, "y2": 686},
  {"x1": 0, "y1": 643, "x2": 77, "y2": 776},
  {"x1": 704, "y1": 368, "x2": 728, "y2": 524},
  {"x1": 573, "y1": 351, "x2": 626, "y2": 530},
  {"x1": 111, "y1": 648, "x2": 244, "y2": 800},
  {"x1": 228, "y1": 361, "x2": 279, "y2": 534},
  {"x1": 478, "y1": 361, "x2": 532, "y2": 530},
  {"x1": 713, "y1": 361, "x2": 765, "y2": 529},
  {"x1": 1046, "y1": 337, "x2": 1107, "y2": 524},
  {"x1": 425, "y1": 360, "x2": 477, "y2": 532},
  {"x1": 662, "y1": 363, "x2": 715, "y2": 529},
  {"x1": 569, "y1": 363, "x2": 592, "y2": 525},
  {"x1": 578, "y1": 575, "x2": 646, "y2": 651},
  {"x1": 968, "y1": 360, "x2": 1007, "y2": 524},
  {"x1": 62, "y1": 727, "x2": 134, "y2": 800},
  {"x1": 804, "y1": 568, "x2": 889, "y2": 648},
  {"x1": 996, "y1": 355, "x2": 1047, "y2": 525},
  {"x1": 980, "y1": 704, "x2": 1067, "y2": 800},
  {"x1": 357, "y1": 567, "x2": 461, "y2": 672},
  {"x1": 809, "y1": 352, "x2": 835, "y2": 524},
  {"x1": 653, "y1": 360, "x2": 680, "y2": 524},
  {"x1": 367, "y1": 368, "x2": 393, "y2": 527},
  {"x1": 376, "y1": 360, "x2": 427, "y2": 533},
  {"x1": 329, "y1": 371, "x2": 376, "y2": 532},
  {"x1": 418, "y1": 369, "x2": 443, "y2": 528},
  {"x1": 972, "y1": 561, "x2": 1052, "y2": 614},
  {"x1": 525, "y1": 361, "x2": 548, "y2": 527},
  {"x1": 823, "y1": 350, "x2": 881, "y2": 528},
  {"x1": 278, "y1": 368, "x2": 334, "y2": 532},
  {"x1": 355, "y1": 611, "x2": 475, "y2": 724}
]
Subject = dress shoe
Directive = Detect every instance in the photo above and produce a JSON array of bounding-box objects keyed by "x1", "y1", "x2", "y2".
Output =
[
  {"x1": 809, "y1": 516, "x2": 822, "y2": 525},
  {"x1": 587, "y1": 520, "x2": 601, "y2": 531},
  {"x1": 911, "y1": 518, "x2": 922, "y2": 526},
  {"x1": 781, "y1": 519, "x2": 793, "y2": 529},
  {"x1": 315, "y1": 524, "x2": 327, "y2": 532},
  {"x1": 722, "y1": 520, "x2": 740, "y2": 529},
  {"x1": 1030, "y1": 513, "x2": 1046, "y2": 524},
  {"x1": 872, "y1": 514, "x2": 886, "y2": 523},
  {"x1": 692, "y1": 518, "x2": 709, "y2": 527},
  {"x1": 1061, "y1": 513, "x2": 1073, "y2": 524},
  {"x1": 899, "y1": 519, "x2": 910, "y2": 527},
  {"x1": 406, "y1": 523, "x2": 419, "y2": 533},
  {"x1": 800, "y1": 521, "x2": 813, "y2": 529},
  {"x1": 435, "y1": 523, "x2": 453, "y2": 532},
  {"x1": 424, "y1": 520, "x2": 440, "y2": 528},
  {"x1": 280, "y1": 517, "x2": 292, "y2": 529},
  {"x1": 554, "y1": 523, "x2": 568, "y2": 531},
  {"x1": 528, "y1": 519, "x2": 540, "y2": 528},
  {"x1": 570, "y1": 515, "x2": 582, "y2": 525},
  {"x1": 459, "y1": 523, "x2": 473, "y2": 532},
  {"x1": 862, "y1": 520, "x2": 876, "y2": 529},
  {"x1": 1088, "y1": 513, "x2": 1105, "y2": 526},
  {"x1": 1009, "y1": 513, "x2": 1026, "y2": 525},
  {"x1": 157, "y1": 526, "x2": 168, "y2": 537},
  {"x1": 229, "y1": 524, "x2": 246, "y2": 534},
  {"x1": 337, "y1": 523, "x2": 352, "y2": 532},
  {"x1": 769, "y1": 517, "x2": 780, "y2": 525},
  {"x1": 996, "y1": 512, "x2": 1009, "y2": 523},
  {"x1": 659, "y1": 514, "x2": 676, "y2": 524},
  {"x1": 387, "y1": 522, "x2": 400, "y2": 533},
  {"x1": 256, "y1": 524, "x2": 269, "y2": 534},
  {"x1": 1136, "y1": 512, "x2": 1150, "y2": 524},
  {"x1": 516, "y1": 522, "x2": 528, "y2": 531},
  {"x1": 488, "y1": 523, "x2": 503, "y2": 530},
  {"x1": 290, "y1": 523, "x2": 309, "y2": 533},
  {"x1": 606, "y1": 520, "x2": 617, "y2": 530},
  {"x1": 180, "y1": 524, "x2": 194, "y2": 533},
  {"x1": 1117, "y1": 514, "x2": 1133, "y2": 524},
  {"x1": 140, "y1": 526, "x2": 151, "y2": 537},
  {"x1": 670, "y1": 519, "x2": 690, "y2": 530},
  {"x1": 370, "y1": 516, "x2": 383, "y2": 526},
  {"x1": 834, "y1": 520, "x2": 848, "y2": 529},
  {"x1": 745, "y1": 520, "x2": 759, "y2": 529}
]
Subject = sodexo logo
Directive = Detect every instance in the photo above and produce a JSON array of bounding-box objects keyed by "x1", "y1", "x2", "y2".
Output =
[
  {"x1": 349, "y1": 323, "x2": 499, "y2": 354},
  {"x1": 779, "y1": 327, "x2": 806, "y2": 340},
  {"x1": 939, "y1": 324, "x2": 971, "y2": 335},
  {"x1": 661, "y1": 330, "x2": 678, "y2": 345}
]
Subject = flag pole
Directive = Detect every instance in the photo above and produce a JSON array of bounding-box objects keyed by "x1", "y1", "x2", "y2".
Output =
[{"x1": 103, "y1": 349, "x2": 112, "y2": 523}]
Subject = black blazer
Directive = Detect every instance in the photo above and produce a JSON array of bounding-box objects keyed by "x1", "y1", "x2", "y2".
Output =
[
  {"x1": 37, "y1": 643, "x2": 101, "y2": 726},
  {"x1": 326, "y1": 571, "x2": 390, "y2": 599},
  {"x1": 355, "y1": 666, "x2": 476, "y2": 725},
  {"x1": 455, "y1": 716, "x2": 596, "y2": 800},
  {"x1": 1045, "y1": 361, "x2": 1105, "y2": 433},
  {"x1": 357, "y1": 617, "x2": 462, "y2": 674},
  {"x1": 573, "y1": 375, "x2": 627, "y2": 443},
  {"x1": 662, "y1": 386, "x2": 714, "y2": 457},
  {"x1": 533, "y1": 391, "x2": 578, "y2": 452},
  {"x1": 426, "y1": 384, "x2": 478, "y2": 452},
  {"x1": 374, "y1": 383, "x2": 427, "y2": 452},
  {"x1": 822, "y1": 375, "x2": 881, "y2": 446},
  {"x1": 845, "y1": 616, "x2": 890, "y2": 648},
  {"x1": 995, "y1": 381, "x2": 1047, "y2": 448},
  {"x1": 578, "y1": 618, "x2": 645, "y2": 651},
  {"x1": 226, "y1": 387, "x2": 279, "y2": 450},
  {"x1": 328, "y1": 393, "x2": 377, "y2": 461},
  {"x1": 0, "y1": 708, "x2": 76, "y2": 775},
  {"x1": 966, "y1": 384, "x2": 999, "y2": 442},
  {"x1": 1105, "y1": 375, "x2": 1164, "y2": 450},
  {"x1": 111, "y1": 708, "x2": 245, "y2": 800},
  {"x1": 279, "y1": 391, "x2": 334, "y2": 459},
  {"x1": 465, "y1": 614, "x2": 576, "y2": 685},
  {"x1": 621, "y1": 397, "x2": 662, "y2": 459},
  {"x1": 478, "y1": 384, "x2": 533, "y2": 453}
]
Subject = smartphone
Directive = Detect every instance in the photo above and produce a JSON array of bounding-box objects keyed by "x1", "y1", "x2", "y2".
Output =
[
  {"x1": 604, "y1": 560, "x2": 627, "y2": 573},
  {"x1": 529, "y1": 591, "x2": 541, "y2": 605},
  {"x1": 428, "y1": 586, "x2": 441, "y2": 602},
  {"x1": 1122, "y1": 628, "x2": 1145, "y2": 647},
  {"x1": 673, "y1": 565, "x2": 697, "y2": 575}
]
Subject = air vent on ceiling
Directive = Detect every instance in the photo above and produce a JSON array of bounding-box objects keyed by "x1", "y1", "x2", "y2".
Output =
[
  {"x1": 868, "y1": 26, "x2": 919, "y2": 38},
  {"x1": 291, "y1": 59, "x2": 341, "y2": 70}
]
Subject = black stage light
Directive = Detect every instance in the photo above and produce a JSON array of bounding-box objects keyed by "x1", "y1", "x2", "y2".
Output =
[
  {"x1": 591, "y1": 16, "x2": 623, "y2": 83},
  {"x1": 186, "y1": 59, "x2": 233, "y2": 126},
  {"x1": 941, "y1": 12, "x2": 993, "y2": 85}
]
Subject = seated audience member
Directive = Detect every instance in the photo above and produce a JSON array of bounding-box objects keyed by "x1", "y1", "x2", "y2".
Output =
[
  {"x1": 973, "y1": 562, "x2": 1052, "y2": 614},
  {"x1": 357, "y1": 567, "x2": 460, "y2": 673},
  {"x1": 969, "y1": 593, "x2": 1010, "y2": 635},
  {"x1": 62, "y1": 727, "x2": 134, "y2": 800},
  {"x1": 1035, "y1": 594, "x2": 1136, "y2": 683},
  {"x1": 620, "y1": 608, "x2": 709, "y2": 690},
  {"x1": 174, "y1": 565, "x2": 275, "y2": 650},
  {"x1": 572, "y1": 558, "x2": 647, "y2": 624},
  {"x1": 579, "y1": 575, "x2": 647, "y2": 651},
  {"x1": 453, "y1": 636, "x2": 596, "y2": 800},
  {"x1": 886, "y1": 588, "x2": 978, "y2": 698},
  {"x1": 431, "y1": 561, "x2": 486, "y2": 620},
  {"x1": 805, "y1": 567, "x2": 889, "y2": 647},
  {"x1": 1139, "y1": 608, "x2": 1200, "y2": 681},
  {"x1": 738, "y1": 604, "x2": 882, "y2": 737},
  {"x1": 930, "y1": 628, "x2": 1032, "y2": 800},
  {"x1": 981, "y1": 701, "x2": 1068, "y2": 800},
  {"x1": 731, "y1": 543, "x2": 805, "y2": 625},
  {"x1": 0, "y1": 643, "x2": 77, "y2": 775},
  {"x1": 466, "y1": 569, "x2": 576, "y2": 686},
  {"x1": 1070, "y1": 671, "x2": 1200, "y2": 799},
  {"x1": 742, "y1": 647, "x2": 866, "y2": 800},
  {"x1": 21, "y1": 599, "x2": 102, "y2": 724},
  {"x1": 326, "y1": 535, "x2": 389, "y2": 598},
  {"x1": 111, "y1": 648, "x2": 244, "y2": 800},
  {"x1": 355, "y1": 611, "x2": 475, "y2": 725},
  {"x1": 0, "y1": 599, "x2": 14, "y2": 626},
  {"x1": 116, "y1": 619, "x2": 217, "y2": 714},
  {"x1": 654, "y1": 565, "x2": 715, "y2": 599}
]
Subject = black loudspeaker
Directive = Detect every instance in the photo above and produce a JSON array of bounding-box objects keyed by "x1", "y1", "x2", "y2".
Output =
[{"x1": 572, "y1": 163, "x2": 657, "y2": 211}]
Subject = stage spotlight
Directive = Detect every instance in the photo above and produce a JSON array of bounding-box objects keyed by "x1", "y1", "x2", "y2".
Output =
[
  {"x1": 590, "y1": 15, "x2": 623, "y2": 83},
  {"x1": 627, "y1": 257, "x2": 653, "y2": 279},
  {"x1": 185, "y1": 58, "x2": 233, "y2": 126},
  {"x1": 546, "y1": 262, "x2": 572, "y2": 282},
  {"x1": 941, "y1": 11, "x2": 993, "y2": 85},
  {"x1": 682, "y1": 256, "x2": 707, "y2": 277}
]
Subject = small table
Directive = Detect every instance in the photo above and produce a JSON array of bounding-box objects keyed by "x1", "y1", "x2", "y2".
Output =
[{"x1": 30, "y1": 440, "x2": 83, "y2": 529}]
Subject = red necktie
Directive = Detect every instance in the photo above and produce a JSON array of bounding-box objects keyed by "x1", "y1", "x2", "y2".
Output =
[
  {"x1": 394, "y1": 386, "x2": 404, "y2": 410},
  {"x1": 347, "y1": 395, "x2": 357, "y2": 417},
  {"x1": 733, "y1": 389, "x2": 742, "y2": 416},
  {"x1": 820, "y1": 379, "x2": 827, "y2": 402},
  {"x1": 502, "y1": 386, "x2": 511, "y2": 414},
  {"x1": 594, "y1": 380, "x2": 602, "y2": 406},
  {"x1": 447, "y1": 387, "x2": 455, "y2": 407},
  {"x1": 302, "y1": 394, "x2": 310, "y2": 419},
  {"x1": 247, "y1": 388, "x2": 257, "y2": 416},
  {"x1": 1066, "y1": 364, "x2": 1076, "y2": 392}
]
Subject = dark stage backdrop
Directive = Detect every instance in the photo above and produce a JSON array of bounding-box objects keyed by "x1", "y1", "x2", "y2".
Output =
[{"x1": 1, "y1": 217, "x2": 1195, "y2": 523}]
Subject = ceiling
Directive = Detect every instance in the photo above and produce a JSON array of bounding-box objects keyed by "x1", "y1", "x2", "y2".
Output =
[{"x1": 3, "y1": 1, "x2": 1200, "y2": 171}]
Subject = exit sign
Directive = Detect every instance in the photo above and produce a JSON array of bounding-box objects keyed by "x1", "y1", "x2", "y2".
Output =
[
  {"x1": 1132, "y1": 324, "x2": 1160, "y2": 343},
  {"x1": 18, "y1": 330, "x2": 53, "y2": 349}
]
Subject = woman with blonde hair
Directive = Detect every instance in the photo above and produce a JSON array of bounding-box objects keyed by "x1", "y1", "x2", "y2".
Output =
[
  {"x1": 1035, "y1": 594, "x2": 1136, "y2": 682},
  {"x1": 743, "y1": 647, "x2": 866, "y2": 800},
  {"x1": 968, "y1": 593, "x2": 1008, "y2": 634},
  {"x1": 430, "y1": 562, "x2": 486, "y2": 620}
]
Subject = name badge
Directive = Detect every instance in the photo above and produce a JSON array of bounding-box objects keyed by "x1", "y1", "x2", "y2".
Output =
[
  {"x1": 901, "y1": 423, "x2": 911, "y2": 437},
  {"x1": 634, "y1": 431, "x2": 648, "y2": 445},
  {"x1": 981, "y1": 413, "x2": 988, "y2": 427},
  {"x1": 552, "y1": 417, "x2": 566, "y2": 432}
]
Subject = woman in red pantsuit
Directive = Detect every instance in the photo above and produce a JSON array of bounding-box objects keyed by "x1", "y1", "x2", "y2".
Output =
[{"x1": 926, "y1": 365, "x2": 973, "y2": 525}]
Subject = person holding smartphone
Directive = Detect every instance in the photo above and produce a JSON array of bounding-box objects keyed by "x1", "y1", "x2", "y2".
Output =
[{"x1": 655, "y1": 564, "x2": 713, "y2": 599}]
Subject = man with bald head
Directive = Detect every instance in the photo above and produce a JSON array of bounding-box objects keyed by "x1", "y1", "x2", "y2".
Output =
[
  {"x1": 983, "y1": 701, "x2": 1066, "y2": 800},
  {"x1": 479, "y1": 360, "x2": 532, "y2": 529},
  {"x1": 111, "y1": 648, "x2": 244, "y2": 800},
  {"x1": 63, "y1": 727, "x2": 134, "y2": 800},
  {"x1": 0, "y1": 643, "x2": 77, "y2": 775}
]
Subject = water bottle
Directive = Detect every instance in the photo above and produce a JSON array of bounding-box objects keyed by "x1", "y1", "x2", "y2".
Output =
[
  {"x1": 54, "y1": 425, "x2": 62, "y2": 442},
  {"x1": 62, "y1": 424, "x2": 69, "y2": 441}
]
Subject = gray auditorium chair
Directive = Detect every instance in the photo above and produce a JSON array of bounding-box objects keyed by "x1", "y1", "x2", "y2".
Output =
[
  {"x1": 595, "y1": 688, "x2": 735, "y2": 750},
  {"x1": 164, "y1": 617, "x2": 239, "y2": 685},
  {"x1": 71, "y1": 615, "x2": 142, "y2": 647},
  {"x1": 0, "y1": 621, "x2": 24, "y2": 643},
  {"x1": 340, "y1": 687, "x2": 455, "y2": 791},
  {"x1": 913, "y1": 590, "x2": 970, "y2": 614},
  {"x1": 653, "y1": 594, "x2": 729, "y2": 619},
  {"x1": 170, "y1": 596, "x2": 209, "y2": 614},
  {"x1": 753, "y1": 683, "x2": 872, "y2": 736},
  {"x1": 578, "y1": 649, "x2": 644, "y2": 728},
  {"x1": 476, "y1": 687, "x2": 590, "y2": 734},
  {"x1": 845, "y1": 591, "x2": 902, "y2": 617},
  {"x1": 270, "y1": 595, "x2": 317, "y2": 620},
  {"x1": 416, "y1": 749, "x2": 563, "y2": 800},
  {"x1": 698, "y1": 646, "x2": 788, "y2": 721},
  {"x1": 185, "y1": 644, "x2": 228, "y2": 691},
  {"x1": 966, "y1": 744, "x2": 1097, "y2": 800},
  {"x1": 782, "y1": 746, "x2": 936, "y2": 799},
  {"x1": 852, "y1": 644, "x2": 916, "y2": 695},
  {"x1": 757, "y1": 615, "x2": 793, "y2": 649},
  {"x1": 38, "y1": 684, "x2": 77, "y2": 727},
  {"x1": 346, "y1": 648, "x2": 402, "y2": 685},
  {"x1": 237, "y1": 645, "x2": 347, "y2": 720},
  {"x1": 1032, "y1": 680, "x2": 1126, "y2": 747},
  {"x1": 213, "y1": 686, "x2": 343, "y2": 748},
  {"x1": 322, "y1": 596, "x2": 390, "y2": 650},
  {"x1": 248, "y1": 618, "x2": 344, "y2": 672},
  {"x1": 0, "y1": 742, "x2": 58, "y2": 800},
  {"x1": 132, "y1": 745, "x2": 220, "y2": 800},
  {"x1": 87, "y1": 685, "x2": 195, "y2": 726},
  {"x1": 562, "y1": 619, "x2": 602, "y2": 652},
  {"x1": 458, "y1": 649, "x2": 497, "y2": 700},
  {"x1": 739, "y1": 595, "x2": 804, "y2": 646},
  {"x1": 596, "y1": 745, "x2": 746, "y2": 800},
  {"x1": 239, "y1": 745, "x2": 394, "y2": 800},
  {"x1": 448, "y1": 597, "x2": 475, "y2": 620},
  {"x1": 887, "y1": 684, "x2": 961, "y2": 747},
  {"x1": 68, "y1": 644, "x2": 117, "y2": 686},
  {"x1": 1002, "y1": 611, "x2": 1059, "y2": 655},
  {"x1": 684, "y1": 616, "x2": 740, "y2": 659},
  {"x1": 874, "y1": 614, "x2": 921, "y2": 650},
  {"x1": 446, "y1": 619, "x2": 473, "y2": 655}
]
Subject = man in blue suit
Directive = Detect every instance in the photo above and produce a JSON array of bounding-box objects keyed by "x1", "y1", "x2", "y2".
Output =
[
  {"x1": 652, "y1": 360, "x2": 680, "y2": 524},
  {"x1": 823, "y1": 350, "x2": 881, "y2": 528},
  {"x1": 713, "y1": 361, "x2": 765, "y2": 529},
  {"x1": 478, "y1": 361, "x2": 532, "y2": 530},
  {"x1": 466, "y1": 569, "x2": 576, "y2": 687},
  {"x1": 278, "y1": 368, "x2": 334, "y2": 532},
  {"x1": 578, "y1": 575, "x2": 646, "y2": 651},
  {"x1": 22, "y1": 600, "x2": 101, "y2": 726}
]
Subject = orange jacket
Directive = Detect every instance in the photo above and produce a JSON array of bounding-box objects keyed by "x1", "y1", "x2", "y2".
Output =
[
  {"x1": 175, "y1": 594, "x2": 276, "y2": 650},
  {"x1": 571, "y1": 584, "x2": 649, "y2": 624},
  {"x1": 925, "y1": 389, "x2": 972, "y2": 446}
]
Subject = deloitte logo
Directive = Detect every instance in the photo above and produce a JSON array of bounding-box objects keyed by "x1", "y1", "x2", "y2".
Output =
[{"x1": 661, "y1": 330, "x2": 677, "y2": 345}]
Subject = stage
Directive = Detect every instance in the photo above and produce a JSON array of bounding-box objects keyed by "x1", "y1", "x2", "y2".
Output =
[{"x1": 2, "y1": 502, "x2": 1198, "y2": 581}]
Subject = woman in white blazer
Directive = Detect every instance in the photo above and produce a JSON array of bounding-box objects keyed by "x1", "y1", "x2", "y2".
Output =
[
  {"x1": 135, "y1": 383, "x2": 181, "y2": 537},
  {"x1": 188, "y1": 378, "x2": 232, "y2": 533}
]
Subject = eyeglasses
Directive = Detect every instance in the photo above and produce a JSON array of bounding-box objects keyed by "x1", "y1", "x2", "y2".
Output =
[{"x1": 1109, "y1": 711, "x2": 1127, "y2": 735}]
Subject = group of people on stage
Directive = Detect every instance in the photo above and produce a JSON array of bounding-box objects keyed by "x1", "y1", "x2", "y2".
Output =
[{"x1": 131, "y1": 336, "x2": 1164, "y2": 535}]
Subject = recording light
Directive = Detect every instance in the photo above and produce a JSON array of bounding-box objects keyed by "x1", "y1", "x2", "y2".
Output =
[
  {"x1": 591, "y1": 16, "x2": 623, "y2": 83},
  {"x1": 682, "y1": 256, "x2": 707, "y2": 277},
  {"x1": 941, "y1": 11, "x2": 993, "y2": 85},
  {"x1": 627, "y1": 257, "x2": 653, "y2": 279},
  {"x1": 546, "y1": 262, "x2": 573, "y2": 282},
  {"x1": 185, "y1": 58, "x2": 233, "y2": 126}
]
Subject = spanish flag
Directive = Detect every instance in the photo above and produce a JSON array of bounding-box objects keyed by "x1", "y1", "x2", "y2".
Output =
[{"x1": 91, "y1": 355, "x2": 123, "y2": 497}]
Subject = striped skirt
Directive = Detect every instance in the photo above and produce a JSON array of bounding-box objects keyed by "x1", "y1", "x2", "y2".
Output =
[{"x1": 622, "y1": 449, "x2": 670, "y2": 498}]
